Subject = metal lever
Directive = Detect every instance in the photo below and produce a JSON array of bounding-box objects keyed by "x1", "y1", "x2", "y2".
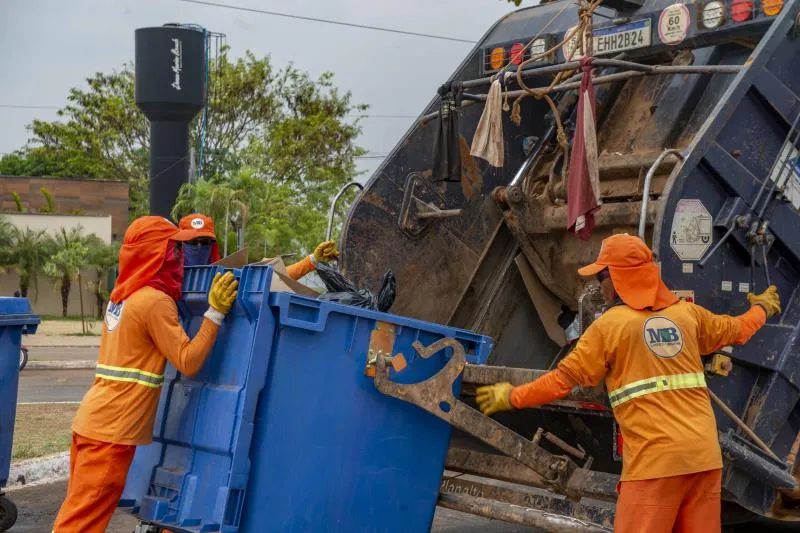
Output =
[{"x1": 373, "y1": 338, "x2": 576, "y2": 490}]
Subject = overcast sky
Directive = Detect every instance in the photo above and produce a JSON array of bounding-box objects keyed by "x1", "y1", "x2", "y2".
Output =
[{"x1": 0, "y1": 0, "x2": 522, "y2": 178}]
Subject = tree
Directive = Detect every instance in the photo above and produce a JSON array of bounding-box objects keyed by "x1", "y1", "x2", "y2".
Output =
[
  {"x1": 85, "y1": 236, "x2": 119, "y2": 319},
  {"x1": 0, "y1": 216, "x2": 15, "y2": 269},
  {"x1": 43, "y1": 227, "x2": 88, "y2": 317},
  {"x1": 4, "y1": 47, "x2": 365, "y2": 221},
  {"x1": 9, "y1": 227, "x2": 51, "y2": 298}
]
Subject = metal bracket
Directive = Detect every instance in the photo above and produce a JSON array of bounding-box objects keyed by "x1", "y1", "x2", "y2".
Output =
[
  {"x1": 374, "y1": 338, "x2": 578, "y2": 492},
  {"x1": 398, "y1": 173, "x2": 463, "y2": 238}
]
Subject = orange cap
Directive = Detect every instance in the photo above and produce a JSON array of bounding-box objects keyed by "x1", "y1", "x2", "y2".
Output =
[
  {"x1": 578, "y1": 233, "x2": 678, "y2": 311},
  {"x1": 109, "y1": 216, "x2": 196, "y2": 303},
  {"x1": 179, "y1": 213, "x2": 217, "y2": 240}
]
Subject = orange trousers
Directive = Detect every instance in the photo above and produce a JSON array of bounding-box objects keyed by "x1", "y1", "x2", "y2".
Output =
[
  {"x1": 614, "y1": 469, "x2": 722, "y2": 533},
  {"x1": 53, "y1": 433, "x2": 136, "y2": 533}
]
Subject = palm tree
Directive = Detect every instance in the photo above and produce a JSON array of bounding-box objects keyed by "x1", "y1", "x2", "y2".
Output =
[
  {"x1": 43, "y1": 227, "x2": 88, "y2": 317},
  {"x1": 9, "y1": 226, "x2": 51, "y2": 298},
  {"x1": 0, "y1": 216, "x2": 15, "y2": 269},
  {"x1": 85, "y1": 236, "x2": 119, "y2": 319}
]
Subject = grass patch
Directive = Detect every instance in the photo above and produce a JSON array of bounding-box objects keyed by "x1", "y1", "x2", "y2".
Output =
[
  {"x1": 12, "y1": 403, "x2": 77, "y2": 461},
  {"x1": 39, "y1": 315, "x2": 87, "y2": 322},
  {"x1": 66, "y1": 332, "x2": 101, "y2": 337}
]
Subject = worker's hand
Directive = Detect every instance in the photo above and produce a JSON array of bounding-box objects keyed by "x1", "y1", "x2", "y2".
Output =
[
  {"x1": 476, "y1": 382, "x2": 515, "y2": 416},
  {"x1": 208, "y1": 272, "x2": 238, "y2": 314},
  {"x1": 313, "y1": 240, "x2": 339, "y2": 263},
  {"x1": 747, "y1": 285, "x2": 781, "y2": 318}
]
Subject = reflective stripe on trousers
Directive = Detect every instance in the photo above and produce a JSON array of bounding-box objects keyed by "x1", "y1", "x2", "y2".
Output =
[
  {"x1": 608, "y1": 372, "x2": 706, "y2": 408},
  {"x1": 95, "y1": 363, "x2": 164, "y2": 389}
]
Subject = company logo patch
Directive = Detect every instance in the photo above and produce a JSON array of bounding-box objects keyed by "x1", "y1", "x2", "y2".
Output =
[
  {"x1": 642, "y1": 316, "x2": 683, "y2": 358},
  {"x1": 191, "y1": 217, "x2": 205, "y2": 229},
  {"x1": 105, "y1": 301, "x2": 125, "y2": 332}
]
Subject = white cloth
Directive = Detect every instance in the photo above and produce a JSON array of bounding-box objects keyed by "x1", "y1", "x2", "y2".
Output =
[{"x1": 470, "y1": 79, "x2": 505, "y2": 167}]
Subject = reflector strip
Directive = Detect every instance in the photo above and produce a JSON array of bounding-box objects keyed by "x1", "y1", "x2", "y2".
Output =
[
  {"x1": 96, "y1": 363, "x2": 164, "y2": 389},
  {"x1": 608, "y1": 372, "x2": 706, "y2": 407}
]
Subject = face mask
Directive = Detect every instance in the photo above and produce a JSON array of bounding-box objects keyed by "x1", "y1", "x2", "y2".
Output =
[{"x1": 184, "y1": 243, "x2": 213, "y2": 267}]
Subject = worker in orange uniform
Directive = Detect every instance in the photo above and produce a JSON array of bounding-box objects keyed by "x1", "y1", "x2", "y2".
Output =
[
  {"x1": 476, "y1": 233, "x2": 781, "y2": 533},
  {"x1": 52, "y1": 216, "x2": 239, "y2": 533},
  {"x1": 178, "y1": 212, "x2": 339, "y2": 277}
]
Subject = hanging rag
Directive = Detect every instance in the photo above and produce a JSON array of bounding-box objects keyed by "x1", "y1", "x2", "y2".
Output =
[
  {"x1": 432, "y1": 82, "x2": 463, "y2": 182},
  {"x1": 567, "y1": 57, "x2": 601, "y2": 240},
  {"x1": 470, "y1": 78, "x2": 505, "y2": 167}
]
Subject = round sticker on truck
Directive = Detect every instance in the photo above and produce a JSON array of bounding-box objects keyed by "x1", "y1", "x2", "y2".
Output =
[{"x1": 659, "y1": 3, "x2": 691, "y2": 45}]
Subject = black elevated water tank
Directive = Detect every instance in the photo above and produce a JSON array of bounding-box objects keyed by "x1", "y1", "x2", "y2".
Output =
[{"x1": 135, "y1": 24, "x2": 205, "y2": 218}]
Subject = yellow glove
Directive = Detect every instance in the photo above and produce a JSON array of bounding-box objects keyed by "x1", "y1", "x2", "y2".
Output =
[
  {"x1": 747, "y1": 285, "x2": 781, "y2": 318},
  {"x1": 475, "y1": 382, "x2": 515, "y2": 416},
  {"x1": 208, "y1": 272, "x2": 238, "y2": 314},
  {"x1": 313, "y1": 240, "x2": 339, "y2": 263}
]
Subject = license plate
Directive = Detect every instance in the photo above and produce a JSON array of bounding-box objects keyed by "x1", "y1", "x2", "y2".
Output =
[
  {"x1": 565, "y1": 19, "x2": 652, "y2": 60},
  {"x1": 594, "y1": 19, "x2": 651, "y2": 55}
]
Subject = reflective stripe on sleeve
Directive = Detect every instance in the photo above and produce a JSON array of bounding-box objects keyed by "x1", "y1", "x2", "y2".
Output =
[
  {"x1": 608, "y1": 372, "x2": 706, "y2": 408},
  {"x1": 95, "y1": 363, "x2": 164, "y2": 389}
]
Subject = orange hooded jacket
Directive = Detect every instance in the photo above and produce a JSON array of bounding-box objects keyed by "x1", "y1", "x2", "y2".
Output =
[
  {"x1": 73, "y1": 217, "x2": 222, "y2": 445},
  {"x1": 510, "y1": 234, "x2": 767, "y2": 481}
]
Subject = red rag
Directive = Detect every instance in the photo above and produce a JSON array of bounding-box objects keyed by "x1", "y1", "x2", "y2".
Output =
[
  {"x1": 567, "y1": 56, "x2": 600, "y2": 241},
  {"x1": 146, "y1": 242, "x2": 184, "y2": 301}
]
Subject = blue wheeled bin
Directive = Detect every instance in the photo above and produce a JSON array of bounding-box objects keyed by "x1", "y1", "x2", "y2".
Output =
[
  {"x1": 0, "y1": 297, "x2": 40, "y2": 532},
  {"x1": 121, "y1": 265, "x2": 492, "y2": 533}
]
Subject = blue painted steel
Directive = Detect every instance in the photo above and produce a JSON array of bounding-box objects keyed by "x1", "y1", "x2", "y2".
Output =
[
  {"x1": 652, "y1": 0, "x2": 800, "y2": 516},
  {"x1": 122, "y1": 265, "x2": 492, "y2": 532},
  {"x1": 0, "y1": 298, "x2": 39, "y2": 488}
]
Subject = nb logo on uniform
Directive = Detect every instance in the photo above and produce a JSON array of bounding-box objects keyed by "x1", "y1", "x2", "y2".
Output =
[
  {"x1": 642, "y1": 317, "x2": 683, "y2": 358},
  {"x1": 647, "y1": 327, "x2": 680, "y2": 344},
  {"x1": 105, "y1": 301, "x2": 125, "y2": 332}
]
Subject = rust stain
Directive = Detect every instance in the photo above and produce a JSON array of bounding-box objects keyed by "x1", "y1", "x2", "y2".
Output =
[{"x1": 459, "y1": 134, "x2": 482, "y2": 200}]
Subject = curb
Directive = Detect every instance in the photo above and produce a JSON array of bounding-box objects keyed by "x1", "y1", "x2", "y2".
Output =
[
  {"x1": 26, "y1": 344, "x2": 101, "y2": 348},
  {"x1": 26, "y1": 360, "x2": 96, "y2": 370},
  {"x1": 6, "y1": 452, "x2": 70, "y2": 490}
]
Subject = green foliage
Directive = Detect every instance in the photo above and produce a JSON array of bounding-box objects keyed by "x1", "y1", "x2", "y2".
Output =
[
  {"x1": 39, "y1": 187, "x2": 55, "y2": 213},
  {"x1": 172, "y1": 61, "x2": 366, "y2": 260},
  {"x1": 3, "y1": 47, "x2": 365, "y2": 225},
  {"x1": 8, "y1": 226, "x2": 52, "y2": 298},
  {"x1": 85, "y1": 235, "x2": 119, "y2": 318},
  {"x1": 43, "y1": 227, "x2": 89, "y2": 317},
  {"x1": 11, "y1": 192, "x2": 25, "y2": 213}
]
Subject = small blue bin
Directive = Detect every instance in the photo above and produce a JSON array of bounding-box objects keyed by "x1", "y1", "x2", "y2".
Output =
[
  {"x1": 0, "y1": 297, "x2": 39, "y2": 532},
  {"x1": 0, "y1": 298, "x2": 40, "y2": 489},
  {"x1": 122, "y1": 265, "x2": 492, "y2": 533}
]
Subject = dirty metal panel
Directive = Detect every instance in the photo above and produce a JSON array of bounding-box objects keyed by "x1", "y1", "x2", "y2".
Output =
[{"x1": 440, "y1": 475, "x2": 615, "y2": 529}]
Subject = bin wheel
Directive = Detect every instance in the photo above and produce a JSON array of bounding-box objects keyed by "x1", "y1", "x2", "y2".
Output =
[
  {"x1": 0, "y1": 495, "x2": 18, "y2": 532},
  {"x1": 19, "y1": 346, "x2": 28, "y2": 372}
]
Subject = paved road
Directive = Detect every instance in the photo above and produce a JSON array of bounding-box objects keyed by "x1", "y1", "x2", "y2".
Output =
[
  {"x1": 17, "y1": 346, "x2": 97, "y2": 403},
  {"x1": 8, "y1": 480, "x2": 534, "y2": 533},
  {"x1": 17, "y1": 369, "x2": 94, "y2": 403},
  {"x1": 25, "y1": 345, "x2": 98, "y2": 362}
]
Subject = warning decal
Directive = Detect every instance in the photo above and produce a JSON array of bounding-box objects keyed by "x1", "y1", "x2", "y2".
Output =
[
  {"x1": 659, "y1": 3, "x2": 690, "y2": 45},
  {"x1": 670, "y1": 199, "x2": 713, "y2": 261}
]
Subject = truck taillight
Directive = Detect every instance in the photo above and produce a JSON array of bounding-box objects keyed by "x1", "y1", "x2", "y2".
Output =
[
  {"x1": 489, "y1": 47, "x2": 505, "y2": 70},
  {"x1": 731, "y1": 0, "x2": 754, "y2": 22},
  {"x1": 762, "y1": 0, "x2": 783, "y2": 15},
  {"x1": 700, "y1": 0, "x2": 725, "y2": 28},
  {"x1": 510, "y1": 42, "x2": 525, "y2": 65}
]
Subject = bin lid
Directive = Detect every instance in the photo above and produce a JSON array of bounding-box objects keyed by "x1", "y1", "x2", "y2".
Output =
[{"x1": 0, "y1": 298, "x2": 40, "y2": 331}]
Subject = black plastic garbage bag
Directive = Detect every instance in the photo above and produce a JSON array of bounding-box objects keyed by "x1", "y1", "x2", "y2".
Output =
[{"x1": 316, "y1": 262, "x2": 396, "y2": 312}]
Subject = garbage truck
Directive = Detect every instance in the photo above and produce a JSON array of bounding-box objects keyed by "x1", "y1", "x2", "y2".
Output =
[{"x1": 338, "y1": 0, "x2": 800, "y2": 527}]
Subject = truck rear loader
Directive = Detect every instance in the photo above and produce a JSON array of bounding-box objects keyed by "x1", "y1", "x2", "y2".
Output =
[{"x1": 339, "y1": 0, "x2": 800, "y2": 528}]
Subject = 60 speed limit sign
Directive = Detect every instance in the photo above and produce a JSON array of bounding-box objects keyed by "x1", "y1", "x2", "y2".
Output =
[{"x1": 659, "y1": 3, "x2": 690, "y2": 45}]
